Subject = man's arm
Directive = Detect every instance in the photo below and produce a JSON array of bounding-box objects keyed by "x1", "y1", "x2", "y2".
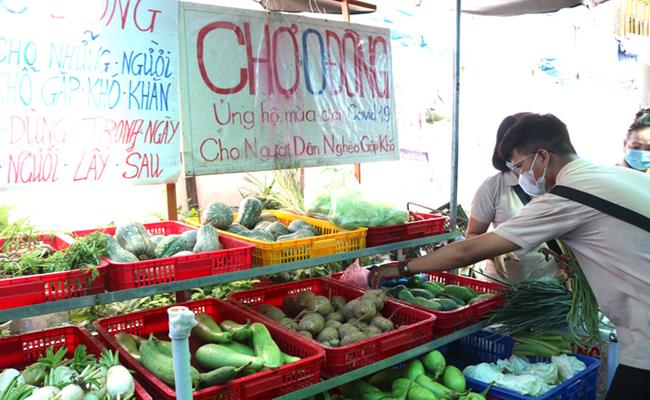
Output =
[{"x1": 368, "y1": 232, "x2": 520, "y2": 288}]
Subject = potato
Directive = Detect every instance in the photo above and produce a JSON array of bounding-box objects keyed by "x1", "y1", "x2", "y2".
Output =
[
  {"x1": 338, "y1": 323, "x2": 360, "y2": 339},
  {"x1": 331, "y1": 295, "x2": 347, "y2": 311},
  {"x1": 362, "y1": 325, "x2": 383, "y2": 337},
  {"x1": 355, "y1": 299, "x2": 378, "y2": 322},
  {"x1": 279, "y1": 317, "x2": 299, "y2": 330},
  {"x1": 362, "y1": 290, "x2": 387, "y2": 311},
  {"x1": 298, "y1": 312, "x2": 325, "y2": 335},
  {"x1": 298, "y1": 330, "x2": 313, "y2": 339},
  {"x1": 307, "y1": 296, "x2": 334, "y2": 316},
  {"x1": 317, "y1": 326, "x2": 340, "y2": 343},
  {"x1": 296, "y1": 291, "x2": 316, "y2": 309},
  {"x1": 325, "y1": 320, "x2": 343, "y2": 329},
  {"x1": 257, "y1": 304, "x2": 286, "y2": 321},
  {"x1": 370, "y1": 315, "x2": 395, "y2": 332},
  {"x1": 326, "y1": 311, "x2": 344, "y2": 322},
  {"x1": 341, "y1": 331, "x2": 368, "y2": 346}
]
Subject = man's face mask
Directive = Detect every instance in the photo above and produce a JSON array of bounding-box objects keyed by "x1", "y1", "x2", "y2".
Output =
[
  {"x1": 518, "y1": 153, "x2": 548, "y2": 197},
  {"x1": 624, "y1": 149, "x2": 650, "y2": 171}
]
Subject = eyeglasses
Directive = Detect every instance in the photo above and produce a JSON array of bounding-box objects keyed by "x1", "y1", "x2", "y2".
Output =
[{"x1": 506, "y1": 153, "x2": 535, "y2": 174}]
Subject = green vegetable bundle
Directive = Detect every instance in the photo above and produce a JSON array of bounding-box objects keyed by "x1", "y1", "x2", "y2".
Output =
[{"x1": 0, "y1": 231, "x2": 107, "y2": 278}]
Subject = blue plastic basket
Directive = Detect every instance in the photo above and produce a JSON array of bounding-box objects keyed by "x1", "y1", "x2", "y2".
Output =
[{"x1": 443, "y1": 331, "x2": 600, "y2": 400}]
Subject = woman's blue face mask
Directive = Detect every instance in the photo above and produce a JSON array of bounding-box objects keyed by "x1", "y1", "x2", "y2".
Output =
[{"x1": 625, "y1": 149, "x2": 650, "y2": 170}]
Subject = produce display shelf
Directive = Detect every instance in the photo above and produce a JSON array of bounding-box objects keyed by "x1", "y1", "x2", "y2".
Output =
[
  {"x1": 271, "y1": 321, "x2": 488, "y2": 400},
  {"x1": 0, "y1": 231, "x2": 459, "y2": 321}
]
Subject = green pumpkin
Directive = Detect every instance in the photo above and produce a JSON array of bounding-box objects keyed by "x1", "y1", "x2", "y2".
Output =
[
  {"x1": 202, "y1": 202, "x2": 234, "y2": 229},
  {"x1": 155, "y1": 235, "x2": 191, "y2": 259},
  {"x1": 115, "y1": 222, "x2": 156, "y2": 260},
  {"x1": 236, "y1": 198, "x2": 263, "y2": 229},
  {"x1": 105, "y1": 234, "x2": 138, "y2": 263},
  {"x1": 193, "y1": 225, "x2": 222, "y2": 253}
]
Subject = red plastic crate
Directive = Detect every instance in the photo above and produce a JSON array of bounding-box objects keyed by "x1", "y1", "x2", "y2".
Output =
[
  {"x1": 366, "y1": 213, "x2": 446, "y2": 247},
  {"x1": 228, "y1": 278, "x2": 437, "y2": 377},
  {"x1": 0, "y1": 234, "x2": 108, "y2": 310},
  {"x1": 73, "y1": 222, "x2": 254, "y2": 290},
  {"x1": 329, "y1": 271, "x2": 506, "y2": 336},
  {"x1": 94, "y1": 298, "x2": 324, "y2": 400},
  {"x1": 0, "y1": 325, "x2": 151, "y2": 400}
]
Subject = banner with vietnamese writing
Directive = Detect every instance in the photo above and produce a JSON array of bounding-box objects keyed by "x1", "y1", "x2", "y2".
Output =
[
  {"x1": 0, "y1": 0, "x2": 180, "y2": 189},
  {"x1": 180, "y1": 3, "x2": 398, "y2": 175}
]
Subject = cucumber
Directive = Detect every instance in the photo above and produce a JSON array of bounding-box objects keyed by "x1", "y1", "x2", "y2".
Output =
[
  {"x1": 199, "y1": 363, "x2": 249, "y2": 388},
  {"x1": 468, "y1": 293, "x2": 496, "y2": 304},
  {"x1": 281, "y1": 352, "x2": 301, "y2": 365},
  {"x1": 440, "y1": 293, "x2": 466, "y2": 306},
  {"x1": 251, "y1": 322, "x2": 282, "y2": 368},
  {"x1": 192, "y1": 313, "x2": 232, "y2": 343},
  {"x1": 410, "y1": 289, "x2": 435, "y2": 300},
  {"x1": 219, "y1": 320, "x2": 252, "y2": 341},
  {"x1": 431, "y1": 298, "x2": 460, "y2": 311},
  {"x1": 414, "y1": 375, "x2": 457, "y2": 400},
  {"x1": 442, "y1": 284, "x2": 477, "y2": 302},
  {"x1": 139, "y1": 339, "x2": 199, "y2": 388},
  {"x1": 195, "y1": 344, "x2": 264, "y2": 370},
  {"x1": 387, "y1": 285, "x2": 408, "y2": 298},
  {"x1": 221, "y1": 342, "x2": 256, "y2": 357},
  {"x1": 115, "y1": 332, "x2": 141, "y2": 361},
  {"x1": 421, "y1": 282, "x2": 444, "y2": 296}
]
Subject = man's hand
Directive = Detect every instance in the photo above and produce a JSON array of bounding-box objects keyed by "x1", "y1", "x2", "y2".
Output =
[{"x1": 367, "y1": 262, "x2": 401, "y2": 288}]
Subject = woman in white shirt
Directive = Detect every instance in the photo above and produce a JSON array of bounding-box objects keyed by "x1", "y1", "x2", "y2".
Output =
[{"x1": 466, "y1": 113, "x2": 558, "y2": 282}]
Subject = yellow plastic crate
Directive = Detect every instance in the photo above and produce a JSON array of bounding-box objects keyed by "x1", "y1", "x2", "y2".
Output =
[{"x1": 217, "y1": 210, "x2": 367, "y2": 266}]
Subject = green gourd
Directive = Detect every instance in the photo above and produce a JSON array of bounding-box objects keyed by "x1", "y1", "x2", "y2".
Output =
[
  {"x1": 251, "y1": 322, "x2": 282, "y2": 368},
  {"x1": 226, "y1": 224, "x2": 249, "y2": 235},
  {"x1": 181, "y1": 230, "x2": 198, "y2": 249},
  {"x1": 195, "y1": 344, "x2": 265, "y2": 370},
  {"x1": 265, "y1": 221, "x2": 291, "y2": 238},
  {"x1": 240, "y1": 230, "x2": 276, "y2": 242},
  {"x1": 193, "y1": 225, "x2": 222, "y2": 253},
  {"x1": 155, "y1": 235, "x2": 190, "y2": 259},
  {"x1": 256, "y1": 212, "x2": 277, "y2": 224},
  {"x1": 236, "y1": 198, "x2": 263, "y2": 229},
  {"x1": 202, "y1": 202, "x2": 234, "y2": 229},
  {"x1": 287, "y1": 219, "x2": 316, "y2": 234},
  {"x1": 139, "y1": 340, "x2": 199, "y2": 388},
  {"x1": 192, "y1": 313, "x2": 232, "y2": 344},
  {"x1": 276, "y1": 229, "x2": 315, "y2": 241},
  {"x1": 115, "y1": 222, "x2": 156, "y2": 260},
  {"x1": 104, "y1": 234, "x2": 138, "y2": 263},
  {"x1": 253, "y1": 221, "x2": 274, "y2": 231}
]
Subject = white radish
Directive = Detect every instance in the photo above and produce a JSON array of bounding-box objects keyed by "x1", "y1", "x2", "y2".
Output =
[
  {"x1": 0, "y1": 368, "x2": 23, "y2": 394},
  {"x1": 105, "y1": 365, "x2": 134, "y2": 398},
  {"x1": 53, "y1": 384, "x2": 84, "y2": 400},
  {"x1": 25, "y1": 386, "x2": 60, "y2": 400}
]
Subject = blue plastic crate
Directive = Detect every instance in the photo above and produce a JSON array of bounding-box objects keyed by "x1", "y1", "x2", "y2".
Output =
[{"x1": 443, "y1": 331, "x2": 600, "y2": 400}]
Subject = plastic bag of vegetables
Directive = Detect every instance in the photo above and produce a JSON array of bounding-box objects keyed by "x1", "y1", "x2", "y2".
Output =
[{"x1": 306, "y1": 168, "x2": 407, "y2": 229}]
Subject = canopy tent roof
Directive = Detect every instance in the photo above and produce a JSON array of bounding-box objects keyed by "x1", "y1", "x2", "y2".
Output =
[
  {"x1": 256, "y1": 0, "x2": 609, "y2": 16},
  {"x1": 257, "y1": 0, "x2": 376, "y2": 14},
  {"x1": 461, "y1": 0, "x2": 609, "y2": 16}
]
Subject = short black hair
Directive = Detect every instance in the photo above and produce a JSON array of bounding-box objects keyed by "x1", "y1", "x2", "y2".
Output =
[
  {"x1": 492, "y1": 112, "x2": 535, "y2": 171},
  {"x1": 627, "y1": 108, "x2": 650, "y2": 140},
  {"x1": 498, "y1": 113, "x2": 577, "y2": 162}
]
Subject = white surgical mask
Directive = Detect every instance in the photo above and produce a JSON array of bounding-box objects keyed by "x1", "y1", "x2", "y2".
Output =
[{"x1": 518, "y1": 153, "x2": 548, "y2": 197}]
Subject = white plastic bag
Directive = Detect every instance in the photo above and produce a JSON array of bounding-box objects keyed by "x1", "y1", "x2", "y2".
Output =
[{"x1": 551, "y1": 354, "x2": 586, "y2": 381}]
